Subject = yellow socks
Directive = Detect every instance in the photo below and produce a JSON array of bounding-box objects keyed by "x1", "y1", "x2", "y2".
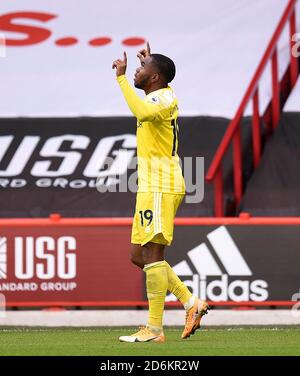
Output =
[
  {"x1": 165, "y1": 261, "x2": 193, "y2": 307},
  {"x1": 143, "y1": 260, "x2": 194, "y2": 331},
  {"x1": 143, "y1": 261, "x2": 168, "y2": 331}
]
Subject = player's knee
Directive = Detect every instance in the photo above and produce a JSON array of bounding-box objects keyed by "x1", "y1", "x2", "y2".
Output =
[
  {"x1": 130, "y1": 254, "x2": 143, "y2": 268},
  {"x1": 130, "y1": 246, "x2": 144, "y2": 269}
]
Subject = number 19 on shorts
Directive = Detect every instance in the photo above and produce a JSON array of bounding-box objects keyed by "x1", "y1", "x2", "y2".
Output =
[{"x1": 139, "y1": 210, "x2": 153, "y2": 227}]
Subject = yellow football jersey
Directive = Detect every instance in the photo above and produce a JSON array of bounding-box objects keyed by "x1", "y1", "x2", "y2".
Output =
[{"x1": 117, "y1": 75, "x2": 185, "y2": 194}]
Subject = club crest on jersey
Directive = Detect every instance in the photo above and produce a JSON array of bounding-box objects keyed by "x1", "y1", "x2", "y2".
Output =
[{"x1": 151, "y1": 96, "x2": 160, "y2": 103}]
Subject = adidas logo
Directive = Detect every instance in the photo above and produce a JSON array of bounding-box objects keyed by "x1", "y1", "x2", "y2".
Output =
[
  {"x1": 0, "y1": 237, "x2": 7, "y2": 279},
  {"x1": 167, "y1": 226, "x2": 269, "y2": 302}
]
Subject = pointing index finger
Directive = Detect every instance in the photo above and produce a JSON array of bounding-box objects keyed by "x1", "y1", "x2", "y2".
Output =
[
  {"x1": 146, "y1": 41, "x2": 151, "y2": 55},
  {"x1": 123, "y1": 51, "x2": 127, "y2": 64}
]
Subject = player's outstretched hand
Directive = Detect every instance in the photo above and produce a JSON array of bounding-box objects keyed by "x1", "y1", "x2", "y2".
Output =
[
  {"x1": 137, "y1": 42, "x2": 151, "y2": 62},
  {"x1": 112, "y1": 51, "x2": 127, "y2": 77}
]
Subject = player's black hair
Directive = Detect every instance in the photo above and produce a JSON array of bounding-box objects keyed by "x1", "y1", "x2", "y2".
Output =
[{"x1": 150, "y1": 54, "x2": 176, "y2": 83}]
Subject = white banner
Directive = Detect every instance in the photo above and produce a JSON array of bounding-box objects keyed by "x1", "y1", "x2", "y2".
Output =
[{"x1": 0, "y1": 0, "x2": 297, "y2": 117}]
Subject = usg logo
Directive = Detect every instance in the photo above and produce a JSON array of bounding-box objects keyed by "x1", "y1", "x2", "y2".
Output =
[
  {"x1": 0, "y1": 134, "x2": 136, "y2": 190},
  {"x1": 0, "y1": 134, "x2": 136, "y2": 178},
  {"x1": 14, "y1": 236, "x2": 77, "y2": 280},
  {"x1": 167, "y1": 226, "x2": 269, "y2": 302},
  {"x1": 0, "y1": 236, "x2": 77, "y2": 280},
  {"x1": 0, "y1": 238, "x2": 7, "y2": 279}
]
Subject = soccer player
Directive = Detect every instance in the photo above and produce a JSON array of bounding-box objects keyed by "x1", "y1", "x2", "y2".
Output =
[{"x1": 112, "y1": 43, "x2": 210, "y2": 343}]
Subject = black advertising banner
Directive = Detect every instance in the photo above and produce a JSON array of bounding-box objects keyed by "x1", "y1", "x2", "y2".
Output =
[
  {"x1": 0, "y1": 118, "x2": 138, "y2": 217},
  {"x1": 166, "y1": 225, "x2": 300, "y2": 302},
  {"x1": 0, "y1": 117, "x2": 252, "y2": 217}
]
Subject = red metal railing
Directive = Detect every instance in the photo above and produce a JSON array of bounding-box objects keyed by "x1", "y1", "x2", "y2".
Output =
[{"x1": 206, "y1": 0, "x2": 299, "y2": 217}]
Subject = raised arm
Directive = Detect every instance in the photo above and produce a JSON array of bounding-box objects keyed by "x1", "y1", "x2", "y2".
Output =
[
  {"x1": 117, "y1": 75, "x2": 169, "y2": 122},
  {"x1": 112, "y1": 50, "x2": 169, "y2": 122}
]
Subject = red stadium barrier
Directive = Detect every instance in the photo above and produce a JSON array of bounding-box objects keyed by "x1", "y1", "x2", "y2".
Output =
[
  {"x1": 1, "y1": 214, "x2": 299, "y2": 308},
  {"x1": 1, "y1": 213, "x2": 300, "y2": 226},
  {"x1": 4, "y1": 301, "x2": 295, "y2": 308}
]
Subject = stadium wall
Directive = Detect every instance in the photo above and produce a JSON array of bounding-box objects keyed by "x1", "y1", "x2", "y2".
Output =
[{"x1": 1, "y1": 310, "x2": 300, "y2": 327}]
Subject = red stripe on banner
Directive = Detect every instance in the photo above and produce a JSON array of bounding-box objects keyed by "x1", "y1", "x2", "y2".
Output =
[
  {"x1": 1, "y1": 215, "x2": 300, "y2": 227},
  {"x1": 4, "y1": 301, "x2": 295, "y2": 308}
]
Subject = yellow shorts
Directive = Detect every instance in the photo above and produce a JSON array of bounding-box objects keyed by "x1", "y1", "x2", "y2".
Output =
[{"x1": 131, "y1": 192, "x2": 184, "y2": 246}]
